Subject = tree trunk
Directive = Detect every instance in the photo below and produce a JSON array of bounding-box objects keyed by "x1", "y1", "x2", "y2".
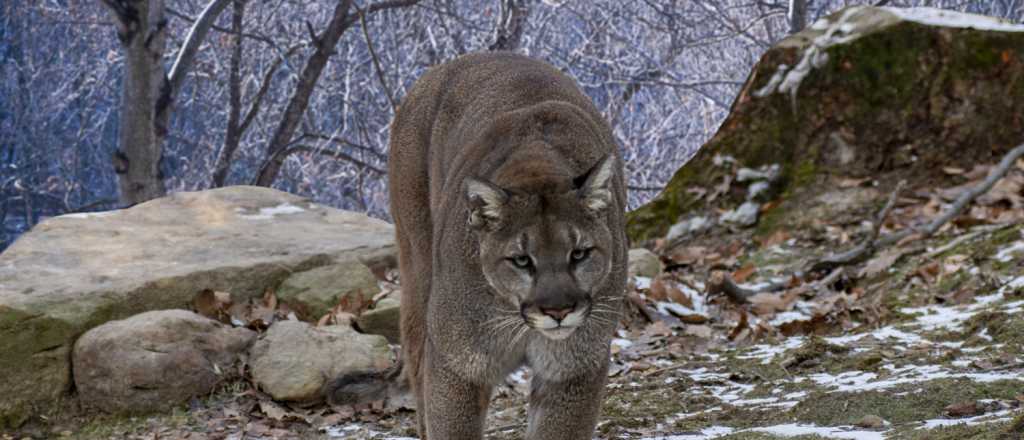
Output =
[
  {"x1": 212, "y1": 0, "x2": 246, "y2": 188},
  {"x1": 788, "y1": 0, "x2": 807, "y2": 34},
  {"x1": 104, "y1": 0, "x2": 169, "y2": 205},
  {"x1": 102, "y1": 0, "x2": 233, "y2": 205}
]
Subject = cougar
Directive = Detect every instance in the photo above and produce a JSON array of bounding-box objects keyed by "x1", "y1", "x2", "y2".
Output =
[{"x1": 339, "y1": 52, "x2": 627, "y2": 439}]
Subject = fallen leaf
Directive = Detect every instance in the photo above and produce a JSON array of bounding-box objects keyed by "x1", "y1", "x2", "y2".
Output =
[
  {"x1": 748, "y1": 290, "x2": 798, "y2": 316},
  {"x1": 259, "y1": 401, "x2": 288, "y2": 421},
  {"x1": 732, "y1": 264, "x2": 757, "y2": 283},
  {"x1": 644, "y1": 320, "x2": 672, "y2": 337},
  {"x1": 684, "y1": 324, "x2": 713, "y2": 338},
  {"x1": 262, "y1": 288, "x2": 278, "y2": 310},
  {"x1": 192, "y1": 289, "x2": 234, "y2": 323},
  {"x1": 758, "y1": 230, "x2": 791, "y2": 248},
  {"x1": 728, "y1": 310, "x2": 750, "y2": 342},
  {"x1": 945, "y1": 401, "x2": 983, "y2": 418},
  {"x1": 858, "y1": 248, "x2": 905, "y2": 278},
  {"x1": 665, "y1": 283, "x2": 694, "y2": 309},
  {"x1": 648, "y1": 277, "x2": 670, "y2": 302},
  {"x1": 669, "y1": 246, "x2": 707, "y2": 266},
  {"x1": 915, "y1": 261, "x2": 941, "y2": 284}
]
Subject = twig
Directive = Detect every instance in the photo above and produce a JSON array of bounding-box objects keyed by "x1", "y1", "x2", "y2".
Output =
[
  {"x1": 811, "y1": 142, "x2": 1024, "y2": 272},
  {"x1": 916, "y1": 143, "x2": 1024, "y2": 238},
  {"x1": 358, "y1": 7, "x2": 398, "y2": 113},
  {"x1": 920, "y1": 224, "x2": 1009, "y2": 259},
  {"x1": 811, "y1": 180, "x2": 905, "y2": 272},
  {"x1": 706, "y1": 270, "x2": 764, "y2": 303}
]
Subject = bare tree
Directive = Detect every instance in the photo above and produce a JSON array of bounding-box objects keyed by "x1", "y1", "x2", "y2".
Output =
[
  {"x1": 100, "y1": 0, "x2": 232, "y2": 205},
  {"x1": 252, "y1": 0, "x2": 420, "y2": 187}
]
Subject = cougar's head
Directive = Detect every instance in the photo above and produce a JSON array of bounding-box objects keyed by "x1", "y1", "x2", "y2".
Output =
[{"x1": 463, "y1": 155, "x2": 616, "y2": 340}]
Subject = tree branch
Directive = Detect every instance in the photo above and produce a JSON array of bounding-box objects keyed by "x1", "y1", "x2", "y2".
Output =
[
  {"x1": 279, "y1": 145, "x2": 387, "y2": 176},
  {"x1": 165, "y1": 0, "x2": 233, "y2": 98},
  {"x1": 358, "y1": 7, "x2": 398, "y2": 113},
  {"x1": 811, "y1": 180, "x2": 905, "y2": 271},
  {"x1": 253, "y1": 0, "x2": 356, "y2": 187},
  {"x1": 164, "y1": 6, "x2": 275, "y2": 46}
]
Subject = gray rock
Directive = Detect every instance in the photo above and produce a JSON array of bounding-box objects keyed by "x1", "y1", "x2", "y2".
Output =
[
  {"x1": 665, "y1": 216, "x2": 712, "y2": 242},
  {"x1": 72, "y1": 310, "x2": 255, "y2": 414},
  {"x1": 747, "y1": 181, "x2": 771, "y2": 201},
  {"x1": 278, "y1": 263, "x2": 381, "y2": 319},
  {"x1": 249, "y1": 320, "x2": 391, "y2": 402},
  {"x1": 736, "y1": 164, "x2": 781, "y2": 183},
  {"x1": 357, "y1": 297, "x2": 401, "y2": 343},
  {"x1": 720, "y1": 201, "x2": 761, "y2": 227},
  {"x1": 627, "y1": 249, "x2": 661, "y2": 278},
  {"x1": 855, "y1": 414, "x2": 887, "y2": 429},
  {"x1": 0, "y1": 186, "x2": 395, "y2": 424}
]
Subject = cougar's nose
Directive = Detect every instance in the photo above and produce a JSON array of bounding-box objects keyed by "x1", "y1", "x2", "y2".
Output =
[{"x1": 540, "y1": 303, "x2": 575, "y2": 321}]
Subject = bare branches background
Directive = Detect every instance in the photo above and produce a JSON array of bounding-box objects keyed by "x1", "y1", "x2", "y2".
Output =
[{"x1": 1, "y1": 0, "x2": 1022, "y2": 249}]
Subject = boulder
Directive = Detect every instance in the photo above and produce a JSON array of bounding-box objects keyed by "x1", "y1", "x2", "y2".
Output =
[
  {"x1": 72, "y1": 310, "x2": 255, "y2": 414},
  {"x1": 627, "y1": 6, "x2": 1024, "y2": 243},
  {"x1": 357, "y1": 297, "x2": 401, "y2": 343},
  {"x1": 277, "y1": 263, "x2": 380, "y2": 319},
  {"x1": 0, "y1": 186, "x2": 395, "y2": 426},
  {"x1": 249, "y1": 320, "x2": 391, "y2": 402},
  {"x1": 627, "y1": 249, "x2": 661, "y2": 278}
]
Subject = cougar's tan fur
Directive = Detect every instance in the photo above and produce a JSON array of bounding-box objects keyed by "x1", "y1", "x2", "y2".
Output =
[{"x1": 388, "y1": 52, "x2": 627, "y2": 439}]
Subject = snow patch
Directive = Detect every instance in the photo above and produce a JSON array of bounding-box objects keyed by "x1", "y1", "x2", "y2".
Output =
[
  {"x1": 809, "y1": 364, "x2": 1023, "y2": 392},
  {"x1": 883, "y1": 7, "x2": 1024, "y2": 32},
  {"x1": 739, "y1": 337, "x2": 806, "y2": 364},
  {"x1": 644, "y1": 426, "x2": 736, "y2": 440},
  {"x1": 237, "y1": 203, "x2": 306, "y2": 220},
  {"x1": 920, "y1": 409, "x2": 1017, "y2": 429},
  {"x1": 995, "y1": 240, "x2": 1024, "y2": 263},
  {"x1": 62, "y1": 211, "x2": 115, "y2": 219},
  {"x1": 749, "y1": 423, "x2": 885, "y2": 439},
  {"x1": 770, "y1": 311, "x2": 812, "y2": 326},
  {"x1": 635, "y1": 276, "x2": 652, "y2": 290}
]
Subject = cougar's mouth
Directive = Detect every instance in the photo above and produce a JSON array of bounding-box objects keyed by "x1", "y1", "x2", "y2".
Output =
[{"x1": 522, "y1": 301, "x2": 591, "y2": 340}]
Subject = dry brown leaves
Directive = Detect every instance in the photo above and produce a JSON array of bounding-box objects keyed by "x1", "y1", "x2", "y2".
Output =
[{"x1": 192, "y1": 288, "x2": 294, "y2": 331}]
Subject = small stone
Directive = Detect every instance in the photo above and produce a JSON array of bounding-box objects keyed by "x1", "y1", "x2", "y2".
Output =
[
  {"x1": 747, "y1": 181, "x2": 771, "y2": 201},
  {"x1": 73, "y1": 310, "x2": 256, "y2": 414},
  {"x1": 277, "y1": 263, "x2": 381, "y2": 319},
  {"x1": 736, "y1": 164, "x2": 780, "y2": 183},
  {"x1": 627, "y1": 249, "x2": 661, "y2": 278},
  {"x1": 249, "y1": 320, "x2": 390, "y2": 402},
  {"x1": 855, "y1": 414, "x2": 887, "y2": 428},
  {"x1": 665, "y1": 216, "x2": 711, "y2": 242},
  {"x1": 357, "y1": 297, "x2": 402, "y2": 343},
  {"x1": 720, "y1": 201, "x2": 760, "y2": 227},
  {"x1": 945, "y1": 401, "x2": 983, "y2": 418}
]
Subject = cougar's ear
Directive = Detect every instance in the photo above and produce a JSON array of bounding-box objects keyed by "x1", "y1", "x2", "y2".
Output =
[
  {"x1": 573, "y1": 155, "x2": 615, "y2": 213},
  {"x1": 464, "y1": 177, "x2": 508, "y2": 230}
]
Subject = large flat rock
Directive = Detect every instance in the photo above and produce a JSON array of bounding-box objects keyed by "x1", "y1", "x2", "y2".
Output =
[{"x1": 0, "y1": 186, "x2": 394, "y2": 426}]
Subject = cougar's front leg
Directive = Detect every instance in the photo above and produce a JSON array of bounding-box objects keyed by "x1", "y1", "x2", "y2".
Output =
[
  {"x1": 422, "y1": 342, "x2": 491, "y2": 440},
  {"x1": 525, "y1": 368, "x2": 607, "y2": 440}
]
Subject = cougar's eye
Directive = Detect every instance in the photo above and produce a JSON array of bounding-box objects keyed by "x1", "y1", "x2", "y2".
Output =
[
  {"x1": 571, "y1": 248, "x2": 590, "y2": 262},
  {"x1": 510, "y1": 255, "x2": 532, "y2": 268}
]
